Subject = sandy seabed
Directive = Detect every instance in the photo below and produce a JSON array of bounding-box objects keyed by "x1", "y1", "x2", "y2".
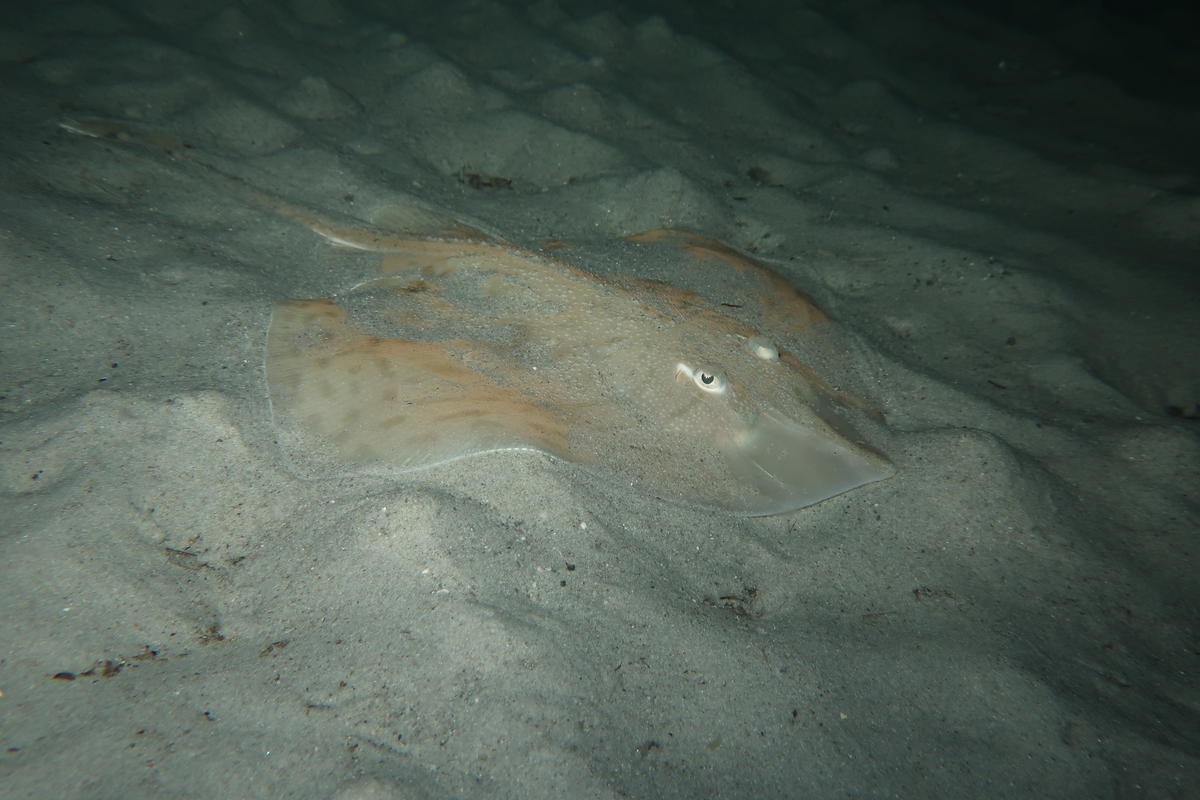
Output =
[{"x1": 1, "y1": 1, "x2": 1198, "y2": 798}]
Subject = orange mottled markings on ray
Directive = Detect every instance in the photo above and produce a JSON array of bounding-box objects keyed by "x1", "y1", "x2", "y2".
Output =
[
  {"x1": 627, "y1": 228, "x2": 828, "y2": 333},
  {"x1": 267, "y1": 295, "x2": 583, "y2": 463},
  {"x1": 379, "y1": 282, "x2": 468, "y2": 329},
  {"x1": 439, "y1": 225, "x2": 493, "y2": 241},
  {"x1": 349, "y1": 336, "x2": 486, "y2": 385},
  {"x1": 625, "y1": 228, "x2": 683, "y2": 246},
  {"x1": 628, "y1": 228, "x2": 759, "y2": 275},
  {"x1": 339, "y1": 335, "x2": 578, "y2": 458},
  {"x1": 396, "y1": 390, "x2": 574, "y2": 455},
  {"x1": 624, "y1": 278, "x2": 758, "y2": 337},
  {"x1": 626, "y1": 277, "x2": 706, "y2": 312},
  {"x1": 310, "y1": 225, "x2": 611, "y2": 315},
  {"x1": 376, "y1": 239, "x2": 511, "y2": 276},
  {"x1": 267, "y1": 299, "x2": 350, "y2": 357},
  {"x1": 757, "y1": 274, "x2": 827, "y2": 334},
  {"x1": 379, "y1": 243, "x2": 464, "y2": 276},
  {"x1": 385, "y1": 278, "x2": 435, "y2": 294}
]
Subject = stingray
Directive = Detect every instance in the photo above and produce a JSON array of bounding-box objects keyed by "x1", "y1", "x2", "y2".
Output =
[
  {"x1": 60, "y1": 116, "x2": 894, "y2": 514},
  {"x1": 263, "y1": 213, "x2": 893, "y2": 516}
]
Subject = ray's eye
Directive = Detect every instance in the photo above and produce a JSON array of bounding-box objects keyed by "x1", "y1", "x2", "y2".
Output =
[{"x1": 675, "y1": 363, "x2": 728, "y2": 395}]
